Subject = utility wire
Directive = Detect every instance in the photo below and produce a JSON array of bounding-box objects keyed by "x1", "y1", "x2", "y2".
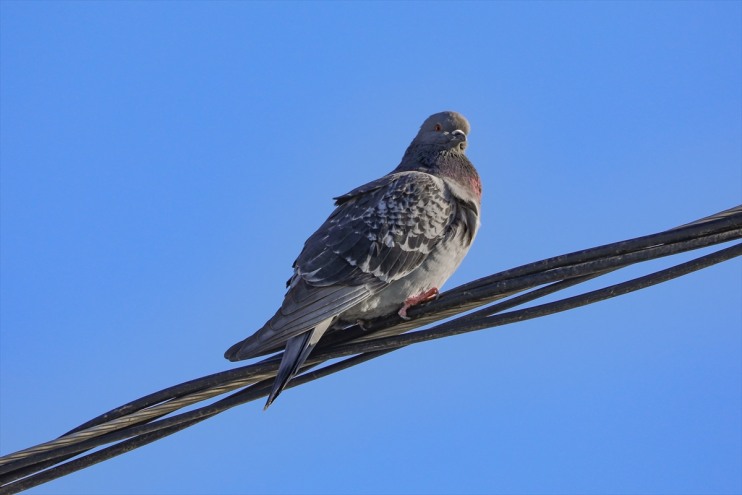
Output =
[{"x1": 0, "y1": 205, "x2": 740, "y2": 494}]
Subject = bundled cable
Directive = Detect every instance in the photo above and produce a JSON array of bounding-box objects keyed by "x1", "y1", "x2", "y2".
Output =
[{"x1": 1, "y1": 205, "x2": 740, "y2": 495}]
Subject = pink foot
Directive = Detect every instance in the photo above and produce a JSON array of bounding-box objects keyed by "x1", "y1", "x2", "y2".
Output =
[{"x1": 398, "y1": 288, "x2": 440, "y2": 320}]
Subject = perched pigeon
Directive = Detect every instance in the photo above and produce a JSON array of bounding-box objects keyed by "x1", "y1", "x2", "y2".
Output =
[{"x1": 225, "y1": 111, "x2": 482, "y2": 408}]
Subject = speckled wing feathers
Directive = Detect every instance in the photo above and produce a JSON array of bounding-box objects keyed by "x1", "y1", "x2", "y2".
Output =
[
  {"x1": 301, "y1": 171, "x2": 454, "y2": 285},
  {"x1": 225, "y1": 171, "x2": 455, "y2": 360}
]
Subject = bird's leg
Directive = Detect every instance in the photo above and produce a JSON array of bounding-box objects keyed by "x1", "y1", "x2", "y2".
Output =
[
  {"x1": 398, "y1": 288, "x2": 440, "y2": 320},
  {"x1": 356, "y1": 319, "x2": 369, "y2": 331}
]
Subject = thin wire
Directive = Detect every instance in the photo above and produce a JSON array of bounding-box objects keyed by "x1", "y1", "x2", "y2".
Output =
[
  {"x1": 2, "y1": 210, "x2": 740, "y2": 471},
  {"x1": 0, "y1": 205, "x2": 740, "y2": 494},
  {"x1": 0, "y1": 352, "x2": 391, "y2": 494},
  {"x1": 2, "y1": 245, "x2": 738, "y2": 495}
]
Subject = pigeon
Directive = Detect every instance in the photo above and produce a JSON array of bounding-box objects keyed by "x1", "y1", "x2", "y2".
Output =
[{"x1": 225, "y1": 111, "x2": 482, "y2": 409}]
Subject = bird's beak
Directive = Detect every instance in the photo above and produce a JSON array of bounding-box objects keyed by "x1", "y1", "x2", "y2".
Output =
[{"x1": 451, "y1": 129, "x2": 467, "y2": 141}]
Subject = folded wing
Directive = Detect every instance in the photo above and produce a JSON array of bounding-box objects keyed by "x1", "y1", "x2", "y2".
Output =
[{"x1": 224, "y1": 171, "x2": 455, "y2": 361}]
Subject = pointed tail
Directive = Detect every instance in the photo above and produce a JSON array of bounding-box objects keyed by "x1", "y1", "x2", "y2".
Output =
[{"x1": 264, "y1": 318, "x2": 333, "y2": 409}]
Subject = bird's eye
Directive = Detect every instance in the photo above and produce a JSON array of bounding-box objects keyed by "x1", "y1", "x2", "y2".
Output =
[{"x1": 434, "y1": 124, "x2": 442, "y2": 132}]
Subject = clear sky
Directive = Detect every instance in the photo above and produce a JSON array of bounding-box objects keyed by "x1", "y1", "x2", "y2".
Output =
[{"x1": 1, "y1": 1, "x2": 740, "y2": 494}]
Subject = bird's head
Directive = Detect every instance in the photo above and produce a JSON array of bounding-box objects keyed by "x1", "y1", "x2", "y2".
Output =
[{"x1": 413, "y1": 111, "x2": 470, "y2": 152}]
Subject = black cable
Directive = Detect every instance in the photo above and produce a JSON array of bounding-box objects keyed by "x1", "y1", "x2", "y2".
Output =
[
  {"x1": 0, "y1": 352, "x2": 391, "y2": 494},
  {"x1": 51, "y1": 210, "x2": 742, "y2": 434},
  {"x1": 2, "y1": 243, "x2": 739, "y2": 494},
  {"x1": 2, "y1": 216, "x2": 740, "y2": 473},
  {"x1": 0, "y1": 206, "x2": 739, "y2": 493}
]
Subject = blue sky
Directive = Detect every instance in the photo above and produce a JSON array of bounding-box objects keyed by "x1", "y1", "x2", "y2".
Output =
[{"x1": 1, "y1": 1, "x2": 740, "y2": 494}]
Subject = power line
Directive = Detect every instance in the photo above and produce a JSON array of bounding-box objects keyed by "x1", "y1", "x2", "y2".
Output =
[{"x1": 0, "y1": 205, "x2": 740, "y2": 494}]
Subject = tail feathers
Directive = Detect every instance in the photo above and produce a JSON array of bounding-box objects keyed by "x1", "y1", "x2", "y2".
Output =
[{"x1": 264, "y1": 318, "x2": 332, "y2": 409}]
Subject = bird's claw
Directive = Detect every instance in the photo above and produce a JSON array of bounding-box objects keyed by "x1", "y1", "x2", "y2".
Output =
[
  {"x1": 398, "y1": 288, "x2": 440, "y2": 320},
  {"x1": 397, "y1": 308, "x2": 412, "y2": 321}
]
